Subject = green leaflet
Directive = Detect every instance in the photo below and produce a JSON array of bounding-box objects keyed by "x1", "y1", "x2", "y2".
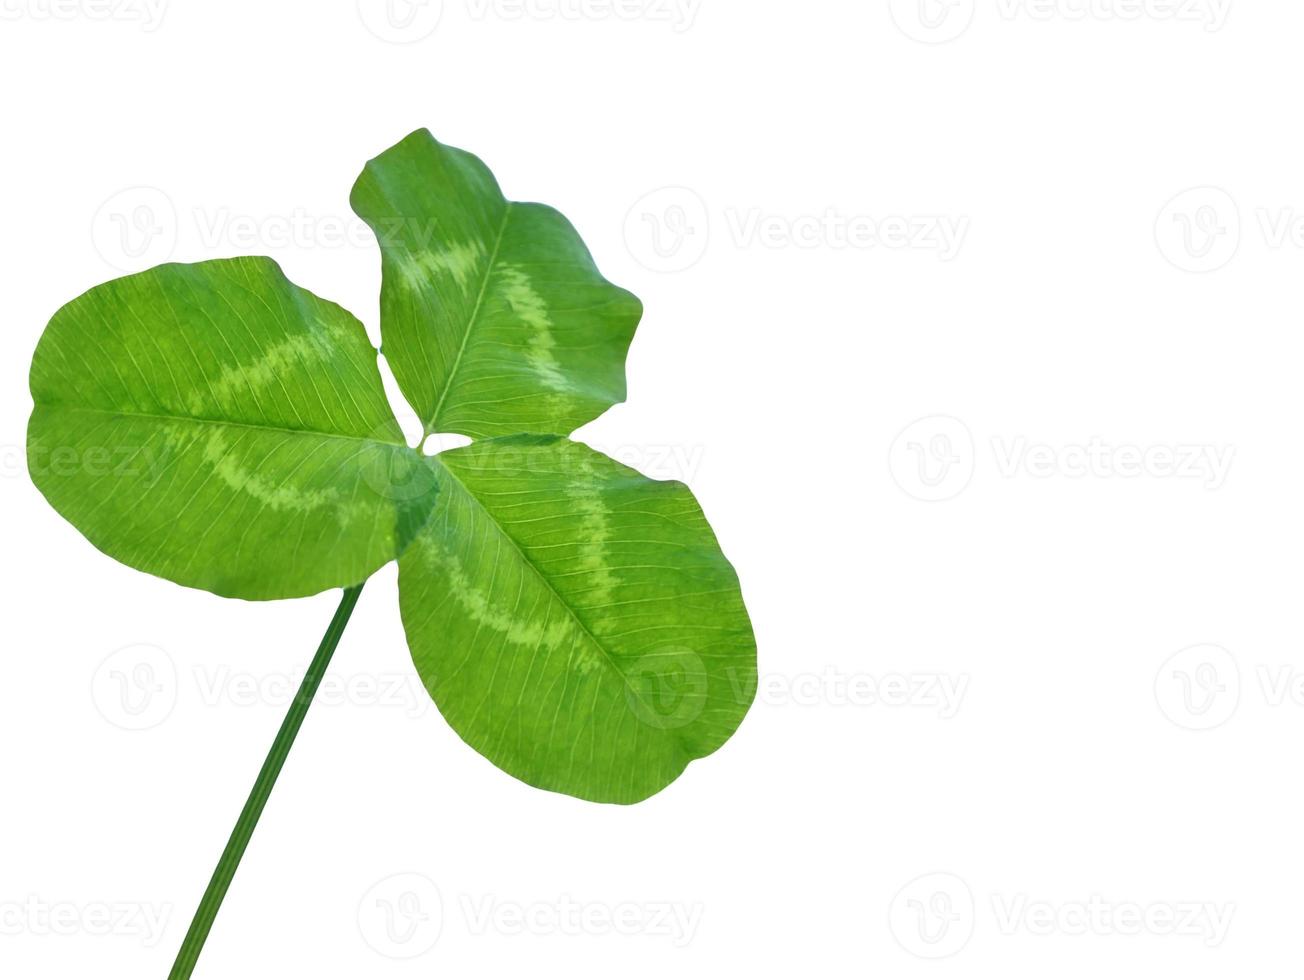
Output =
[
  {"x1": 399, "y1": 436, "x2": 756, "y2": 804},
  {"x1": 350, "y1": 129, "x2": 643, "y2": 439},
  {"x1": 27, "y1": 257, "x2": 434, "y2": 600},
  {"x1": 28, "y1": 132, "x2": 755, "y2": 807}
]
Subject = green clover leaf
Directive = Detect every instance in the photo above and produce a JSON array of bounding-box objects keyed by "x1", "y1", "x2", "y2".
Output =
[
  {"x1": 405, "y1": 434, "x2": 755, "y2": 804},
  {"x1": 351, "y1": 129, "x2": 643, "y2": 439},
  {"x1": 27, "y1": 128, "x2": 756, "y2": 975},
  {"x1": 28, "y1": 255, "x2": 434, "y2": 599}
]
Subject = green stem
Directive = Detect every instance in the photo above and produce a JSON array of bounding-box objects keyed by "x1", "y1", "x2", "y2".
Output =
[{"x1": 167, "y1": 582, "x2": 365, "y2": 980}]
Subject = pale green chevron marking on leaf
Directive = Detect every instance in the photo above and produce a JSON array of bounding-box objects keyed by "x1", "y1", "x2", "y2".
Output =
[
  {"x1": 350, "y1": 129, "x2": 643, "y2": 439},
  {"x1": 202, "y1": 328, "x2": 346, "y2": 412},
  {"x1": 27, "y1": 257, "x2": 436, "y2": 600},
  {"x1": 398, "y1": 436, "x2": 756, "y2": 804},
  {"x1": 495, "y1": 263, "x2": 571, "y2": 396},
  {"x1": 394, "y1": 241, "x2": 486, "y2": 291}
]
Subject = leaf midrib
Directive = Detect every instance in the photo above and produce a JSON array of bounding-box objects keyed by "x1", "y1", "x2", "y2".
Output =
[
  {"x1": 425, "y1": 205, "x2": 512, "y2": 435},
  {"x1": 431, "y1": 453, "x2": 677, "y2": 741}
]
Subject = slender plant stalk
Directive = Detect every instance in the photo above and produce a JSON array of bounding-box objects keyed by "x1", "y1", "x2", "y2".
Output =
[{"x1": 167, "y1": 582, "x2": 365, "y2": 980}]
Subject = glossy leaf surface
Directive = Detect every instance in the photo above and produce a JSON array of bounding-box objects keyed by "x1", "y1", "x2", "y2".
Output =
[
  {"x1": 28, "y1": 257, "x2": 432, "y2": 600},
  {"x1": 28, "y1": 134, "x2": 754, "y2": 804},
  {"x1": 351, "y1": 129, "x2": 642, "y2": 439},
  {"x1": 399, "y1": 435, "x2": 755, "y2": 803}
]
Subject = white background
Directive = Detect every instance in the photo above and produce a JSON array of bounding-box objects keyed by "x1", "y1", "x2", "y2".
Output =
[{"x1": 0, "y1": 0, "x2": 1298, "y2": 976}]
